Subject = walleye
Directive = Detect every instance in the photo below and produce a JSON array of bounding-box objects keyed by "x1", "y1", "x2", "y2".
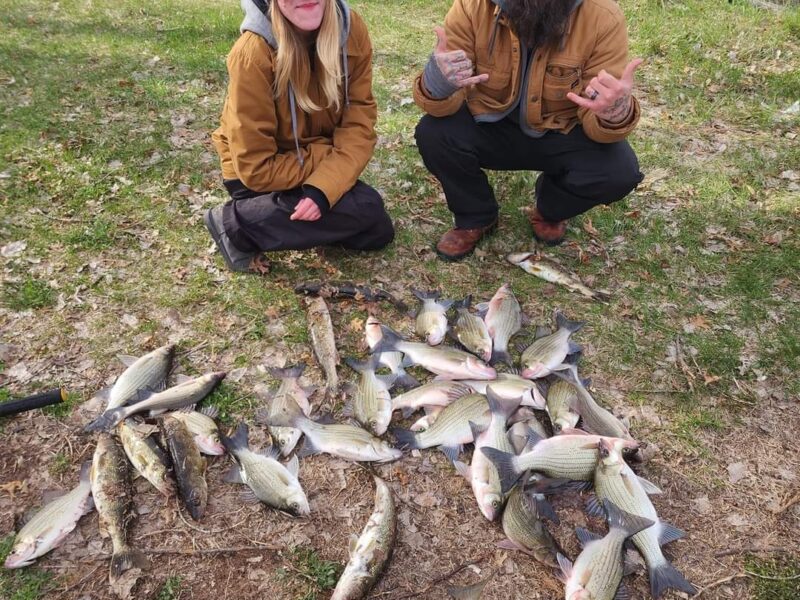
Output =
[
  {"x1": 331, "y1": 476, "x2": 396, "y2": 600},
  {"x1": 306, "y1": 296, "x2": 340, "y2": 400},
  {"x1": 462, "y1": 373, "x2": 546, "y2": 409},
  {"x1": 506, "y1": 252, "x2": 611, "y2": 303},
  {"x1": 220, "y1": 423, "x2": 309, "y2": 515},
  {"x1": 365, "y1": 316, "x2": 418, "y2": 388},
  {"x1": 498, "y1": 476, "x2": 562, "y2": 566},
  {"x1": 259, "y1": 365, "x2": 313, "y2": 456},
  {"x1": 451, "y1": 295, "x2": 493, "y2": 362},
  {"x1": 483, "y1": 283, "x2": 522, "y2": 366},
  {"x1": 520, "y1": 312, "x2": 583, "y2": 379},
  {"x1": 593, "y1": 439, "x2": 695, "y2": 598},
  {"x1": 545, "y1": 378, "x2": 581, "y2": 434},
  {"x1": 413, "y1": 290, "x2": 452, "y2": 346},
  {"x1": 169, "y1": 406, "x2": 225, "y2": 455},
  {"x1": 393, "y1": 393, "x2": 492, "y2": 460},
  {"x1": 160, "y1": 415, "x2": 208, "y2": 520},
  {"x1": 481, "y1": 430, "x2": 640, "y2": 493},
  {"x1": 261, "y1": 411, "x2": 402, "y2": 463},
  {"x1": 90, "y1": 434, "x2": 149, "y2": 578},
  {"x1": 4, "y1": 462, "x2": 94, "y2": 568},
  {"x1": 98, "y1": 344, "x2": 175, "y2": 410},
  {"x1": 558, "y1": 500, "x2": 654, "y2": 600},
  {"x1": 345, "y1": 356, "x2": 394, "y2": 436},
  {"x1": 454, "y1": 388, "x2": 519, "y2": 520},
  {"x1": 372, "y1": 326, "x2": 496, "y2": 380},
  {"x1": 117, "y1": 419, "x2": 175, "y2": 496},
  {"x1": 391, "y1": 380, "x2": 472, "y2": 418},
  {"x1": 85, "y1": 371, "x2": 226, "y2": 432}
]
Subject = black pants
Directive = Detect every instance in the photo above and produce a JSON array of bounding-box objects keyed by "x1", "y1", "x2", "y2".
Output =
[
  {"x1": 221, "y1": 180, "x2": 394, "y2": 253},
  {"x1": 415, "y1": 106, "x2": 644, "y2": 229}
]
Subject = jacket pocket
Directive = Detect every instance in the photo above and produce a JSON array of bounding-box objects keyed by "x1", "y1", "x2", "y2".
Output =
[
  {"x1": 473, "y1": 62, "x2": 513, "y2": 109},
  {"x1": 541, "y1": 61, "x2": 582, "y2": 114}
]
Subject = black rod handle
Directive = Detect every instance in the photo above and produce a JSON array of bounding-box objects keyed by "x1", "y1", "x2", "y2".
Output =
[{"x1": 0, "y1": 389, "x2": 66, "y2": 418}]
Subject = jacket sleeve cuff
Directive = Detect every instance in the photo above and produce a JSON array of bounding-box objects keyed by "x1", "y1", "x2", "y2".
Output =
[
  {"x1": 422, "y1": 54, "x2": 459, "y2": 100},
  {"x1": 303, "y1": 185, "x2": 330, "y2": 215},
  {"x1": 598, "y1": 97, "x2": 638, "y2": 130}
]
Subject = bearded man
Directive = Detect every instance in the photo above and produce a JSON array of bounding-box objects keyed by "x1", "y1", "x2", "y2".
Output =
[{"x1": 413, "y1": 0, "x2": 645, "y2": 260}]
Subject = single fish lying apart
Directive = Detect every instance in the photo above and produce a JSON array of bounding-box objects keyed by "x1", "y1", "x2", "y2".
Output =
[
  {"x1": 4, "y1": 462, "x2": 94, "y2": 569},
  {"x1": 97, "y1": 344, "x2": 175, "y2": 410},
  {"x1": 330, "y1": 476, "x2": 396, "y2": 600},
  {"x1": 295, "y1": 280, "x2": 408, "y2": 313},
  {"x1": 306, "y1": 296, "x2": 340, "y2": 401},
  {"x1": 413, "y1": 289, "x2": 452, "y2": 346},
  {"x1": 483, "y1": 283, "x2": 522, "y2": 366},
  {"x1": 117, "y1": 419, "x2": 175, "y2": 496},
  {"x1": 520, "y1": 312, "x2": 583, "y2": 379},
  {"x1": 159, "y1": 415, "x2": 208, "y2": 520},
  {"x1": 345, "y1": 356, "x2": 394, "y2": 436},
  {"x1": 365, "y1": 316, "x2": 419, "y2": 388},
  {"x1": 451, "y1": 295, "x2": 493, "y2": 362},
  {"x1": 507, "y1": 253, "x2": 611, "y2": 302}
]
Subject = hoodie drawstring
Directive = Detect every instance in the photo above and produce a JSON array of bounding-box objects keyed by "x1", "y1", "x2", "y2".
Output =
[
  {"x1": 288, "y1": 85, "x2": 304, "y2": 167},
  {"x1": 342, "y1": 44, "x2": 350, "y2": 108}
]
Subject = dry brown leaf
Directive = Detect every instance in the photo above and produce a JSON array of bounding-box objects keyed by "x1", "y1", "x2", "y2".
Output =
[{"x1": 582, "y1": 218, "x2": 599, "y2": 237}]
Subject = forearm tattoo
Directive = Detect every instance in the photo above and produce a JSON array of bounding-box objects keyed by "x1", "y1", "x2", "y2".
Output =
[{"x1": 600, "y1": 94, "x2": 632, "y2": 124}]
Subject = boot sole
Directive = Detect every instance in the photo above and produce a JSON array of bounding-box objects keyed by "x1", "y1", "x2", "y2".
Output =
[
  {"x1": 434, "y1": 222, "x2": 497, "y2": 262},
  {"x1": 203, "y1": 209, "x2": 254, "y2": 273}
]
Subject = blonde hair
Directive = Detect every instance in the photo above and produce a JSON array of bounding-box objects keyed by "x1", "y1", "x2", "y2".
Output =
[{"x1": 270, "y1": 0, "x2": 342, "y2": 113}]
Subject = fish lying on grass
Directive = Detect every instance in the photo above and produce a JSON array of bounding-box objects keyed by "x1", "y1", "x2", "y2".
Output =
[
  {"x1": 85, "y1": 371, "x2": 226, "y2": 432},
  {"x1": 454, "y1": 388, "x2": 519, "y2": 520},
  {"x1": 481, "y1": 429, "x2": 640, "y2": 493},
  {"x1": 520, "y1": 312, "x2": 583, "y2": 379},
  {"x1": 96, "y1": 344, "x2": 175, "y2": 410},
  {"x1": 506, "y1": 252, "x2": 611, "y2": 303},
  {"x1": 365, "y1": 316, "x2": 419, "y2": 388},
  {"x1": 558, "y1": 500, "x2": 654, "y2": 600},
  {"x1": 345, "y1": 356, "x2": 394, "y2": 436},
  {"x1": 414, "y1": 289, "x2": 452, "y2": 346},
  {"x1": 258, "y1": 365, "x2": 313, "y2": 456},
  {"x1": 306, "y1": 296, "x2": 340, "y2": 401},
  {"x1": 372, "y1": 326, "x2": 496, "y2": 380},
  {"x1": 91, "y1": 434, "x2": 149, "y2": 579},
  {"x1": 117, "y1": 419, "x2": 175, "y2": 496},
  {"x1": 391, "y1": 380, "x2": 472, "y2": 418},
  {"x1": 462, "y1": 373, "x2": 546, "y2": 409},
  {"x1": 446, "y1": 572, "x2": 494, "y2": 599},
  {"x1": 169, "y1": 406, "x2": 225, "y2": 455},
  {"x1": 159, "y1": 415, "x2": 208, "y2": 520},
  {"x1": 4, "y1": 462, "x2": 94, "y2": 568},
  {"x1": 451, "y1": 295, "x2": 492, "y2": 361},
  {"x1": 295, "y1": 280, "x2": 408, "y2": 313},
  {"x1": 393, "y1": 393, "x2": 492, "y2": 460},
  {"x1": 330, "y1": 476, "x2": 396, "y2": 600},
  {"x1": 220, "y1": 422, "x2": 309, "y2": 515},
  {"x1": 482, "y1": 283, "x2": 522, "y2": 366},
  {"x1": 592, "y1": 438, "x2": 695, "y2": 598},
  {"x1": 544, "y1": 377, "x2": 582, "y2": 434},
  {"x1": 260, "y1": 411, "x2": 402, "y2": 463}
]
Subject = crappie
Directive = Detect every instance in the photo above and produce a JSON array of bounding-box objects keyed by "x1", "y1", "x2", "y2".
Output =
[
  {"x1": 365, "y1": 316, "x2": 419, "y2": 388},
  {"x1": 483, "y1": 283, "x2": 522, "y2": 366},
  {"x1": 413, "y1": 289, "x2": 452, "y2": 346},
  {"x1": 462, "y1": 373, "x2": 546, "y2": 409},
  {"x1": 4, "y1": 462, "x2": 93, "y2": 568},
  {"x1": 258, "y1": 365, "x2": 312, "y2": 456},
  {"x1": 221, "y1": 422, "x2": 309, "y2": 515},
  {"x1": 160, "y1": 415, "x2": 208, "y2": 520},
  {"x1": 507, "y1": 253, "x2": 611, "y2": 302},
  {"x1": 117, "y1": 419, "x2": 175, "y2": 496},
  {"x1": 345, "y1": 356, "x2": 394, "y2": 436},
  {"x1": 451, "y1": 295, "x2": 492, "y2": 362},
  {"x1": 169, "y1": 406, "x2": 225, "y2": 455},
  {"x1": 391, "y1": 380, "x2": 472, "y2": 418},
  {"x1": 331, "y1": 476, "x2": 396, "y2": 600},
  {"x1": 520, "y1": 312, "x2": 583, "y2": 379},
  {"x1": 306, "y1": 296, "x2": 340, "y2": 400},
  {"x1": 99, "y1": 344, "x2": 174, "y2": 410},
  {"x1": 91, "y1": 434, "x2": 149, "y2": 578}
]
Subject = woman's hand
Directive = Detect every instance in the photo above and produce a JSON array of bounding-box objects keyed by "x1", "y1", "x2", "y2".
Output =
[
  {"x1": 290, "y1": 197, "x2": 322, "y2": 221},
  {"x1": 567, "y1": 58, "x2": 643, "y2": 124}
]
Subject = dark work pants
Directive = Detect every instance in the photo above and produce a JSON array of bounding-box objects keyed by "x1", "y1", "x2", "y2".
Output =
[
  {"x1": 414, "y1": 106, "x2": 644, "y2": 229},
  {"x1": 221, "y1": 180, "x2": 394, "y2": 253}
]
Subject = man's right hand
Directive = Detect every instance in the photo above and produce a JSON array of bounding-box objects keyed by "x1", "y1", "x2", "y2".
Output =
[{"x1": 432, "y1": 26, "x2": 489, "y2": 88}]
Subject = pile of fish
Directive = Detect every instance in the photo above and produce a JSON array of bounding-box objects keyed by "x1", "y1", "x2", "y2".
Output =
[{"x1": 4, "y1": 277, "x2": 695, "y2": 600}]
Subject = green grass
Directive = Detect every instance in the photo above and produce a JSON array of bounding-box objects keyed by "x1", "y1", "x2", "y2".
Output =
[
  {"x1": 156, "y1": 575, "x2": 183, "y2": 600},
  {"x1": 48, "y1": 452, "x2": 71, "y2": 476},
  {"x1": 746, "y1": 556, "x2": 800, "y2": 600},
  {"x1": 204, "y1": 382, "x2": 254, "y2": 426},
  {"x1": 0, "y1": 536, "x2": 54, "y2": 600},
  {"x1": 276, "y1": 547, "x2": 342, "y2": 600},
  {"x1": 2, "y1": 278, "x2": 56, "y2": 311}
]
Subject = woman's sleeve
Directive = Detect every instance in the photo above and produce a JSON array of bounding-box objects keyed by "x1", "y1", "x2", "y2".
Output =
[{"x1": 303, "y1": 14, "x2": 378, "y2": 208}]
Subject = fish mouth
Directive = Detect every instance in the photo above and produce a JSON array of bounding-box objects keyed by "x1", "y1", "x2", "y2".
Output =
[{"x1": 4, "y1": 553, "x2": 35, "y2": 569}]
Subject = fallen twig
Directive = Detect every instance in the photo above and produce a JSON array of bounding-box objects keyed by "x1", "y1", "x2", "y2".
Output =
[
  {"x1": 55, "y1": 565, "x2": 102, "y2": 598},
  {"x1": 715, "y1": 546, "x2": 792, "y2": 558},
  {"x1": 775, "y1": 489, "x2": 800, "y2": 515},
  {"x1": 694, "y1": 573, "x2": 748, "y2": 598},
  {"x1": 389, "y1": 554, "x2": 487, "y2": 599}
]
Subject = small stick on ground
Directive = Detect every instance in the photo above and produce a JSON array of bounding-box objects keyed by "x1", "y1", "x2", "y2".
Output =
[
  {"x1": 389, "y1": 554, "x2": 487, "y2": 599},
  {"x1": 715, "y1": 546, "x2": 792, "y2": 558},
  {"x1": 694, "y1": 573, "x2": 749, "y2": 598}
]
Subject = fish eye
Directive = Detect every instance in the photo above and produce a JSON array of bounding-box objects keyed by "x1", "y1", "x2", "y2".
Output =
[
  {"x1": 554, "y1": 423, "x2": 563, "y2": 433},
  {"x1": 491, "y1": 499, "x2": 501, "y2": 508},
  {"x1": 290, "y1": 502, "x2": 299, "y2": 511}
]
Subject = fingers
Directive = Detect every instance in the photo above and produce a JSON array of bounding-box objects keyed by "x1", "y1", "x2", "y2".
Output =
[
  {"x1": 566, "y1": 92, "x2": 592, "y2": 109},
  {"x1": 621, "y1": 58, "x2": 644, "y2": 82},
  {"x1": 290, "y1": 198, "x2": 321, "y2": 222},
  {"x1": 434, "y1": 26, "x2": 448, "y2": 54},
  {"x1": 456, "y1": 73, "x2": 489, "y2": 88}
]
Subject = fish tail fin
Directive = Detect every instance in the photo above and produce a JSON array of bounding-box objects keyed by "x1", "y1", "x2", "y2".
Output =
[
  {"x1": 394, "y1": 369, "x2": 420, "y2": 390},
  {"x1": 220, "y1": 422, "x2": 249, "y2": 452},
  {"x1": 110, "y1": 546, "x2": 150, "y2": 578},
  {"x1": 453, "y1": 294, "x2": 472, "y2": 310},
  {"x1": 267, "y1": 364, "x2": 306, "y2": 380},
  {"x1": 485, "y1": 386, "x2": 520, "y2": 419},
  {"x1": 489, "y1": 348, "x2": 512, "y2": 367},
  {"x1": 83, "y1": 407, "x2": 126, "y2": 432},
  {"x1": 649, "y1": 558, "x2": 696, "y2": 598},
  {"x1": 412, "y1": 289, "x2": 439, "y2": 301},
  {"x1": 479, "y1": 447, "x2": 520, "y2": 494},
  {"x1": 392, "y1": 427, "x2": 419, "y2": 450},
  {"x1": 604, "y1": 499, "x2": 654, "y2": 538},
  {"x1": 372, "y1": 325, "x2": 404, "y2": 355},
  {"x1": 555, "y1": 311, "x2": 585, "y2": 333},
  {"x1": 261, "y1": 408, "x2": 303, "y2": 429},
  {"x1": 344, "y1": 356, "x2": 368, "y2": 373}
]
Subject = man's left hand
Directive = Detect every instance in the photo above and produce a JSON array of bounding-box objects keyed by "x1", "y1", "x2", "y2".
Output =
[
  {"x1": 290, "y1": 197, "x2": 322, "y2": 221},
  {"x1": 567, "y1": 58, "x2": 643, "y2": 124}
]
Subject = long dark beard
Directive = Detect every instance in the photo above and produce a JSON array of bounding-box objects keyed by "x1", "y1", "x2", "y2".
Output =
[{"x1": 503, "y1": 0, "x2": 574, "y2": 50}]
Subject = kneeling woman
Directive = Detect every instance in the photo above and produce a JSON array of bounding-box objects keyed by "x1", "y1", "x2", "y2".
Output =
[{"x1": 206, "y1": 0, "x2": 394, "y2": 272}]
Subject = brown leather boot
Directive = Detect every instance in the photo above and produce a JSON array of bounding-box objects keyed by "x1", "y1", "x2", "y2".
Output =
[
  {"x1": 525, "y1": 206, "x2": 567, "y2": 246},
  {"x1": 435, "y1": 221, "x2": 497, "y2": 261}
]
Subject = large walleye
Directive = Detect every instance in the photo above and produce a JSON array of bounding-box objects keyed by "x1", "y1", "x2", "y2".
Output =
[
  {"x1": 220, "y1": 423, "x2": 309, "y2": 515},
  {"x1": 558, "y1": 500, "x2": 654, "y2": 600},
  {"x1": 507, "y1": 253, "x2": 611, "y2": 303},
  {"x1": 451, "y1": 296, "x2": 492, "y2": 361},
  {"x1": 391, "y1": 380, "x2": 472, "y2": 418},
  {"x1": 372, "y1": 326, "x2": 496, "y2": 380},
  {"x1": 365, "y1": 316, "x2": 418, "y2": 388},
  {"x1": 169, "y1": 406, "x2": 225, "y2": 455},
  {"x1": 4, "y1": 462, "x2": 94, "y2": 568},
  {"x1": 345, "y1": 356, "x2": 394, "y2": 436},
  {"x1": 592, "y1": 439, "x2": 695, "y2": 598},
  {"x1": 481, "y1": 430, "x2": 640, "y2": 493},
  {"x1": 392, "y1": 393, "x2": 493, "y2": 460},
  {"x1": 257, "y1": 365, "x2": 312, "y2": 456},
  {"x1": 160, "y1": 415, "x2": 208, "y2": 520},
  {"x1": 261, "y1": 411, "x2": 402, "y2": 463},
  {"x1": 85, "y1": 371, "x2": 226, "y2": 432},
  {"x1": 306, "y1": 296, "x2": 340, "y2": 400},
  {"x1": 413, "y1": 289, "x2": 452, "y2": 346},
  {"x1": 462, "y1": 373, "x2": 546, "y2": 409},
  {"x1": 330, "y1": 476, "x2": 396, "y2": 600},
  {"x1": 91, "y1": 434, "x2": 149, "y2": 578},
  {"x1": 117, "y1": 419, "x2": 175, "y2": 496},
  {"x1": 482, "y1": 283, "x2": 522, "y2": 366},
  {"x1": 454, "y1": 388, "x2": 519, "y2": 520},
  {"x1": 520, "y1": 312, "x2": 583, "y2": 379},
  {"x1": 96, "y1": 344, "x2": 175, "y2": 410}
]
